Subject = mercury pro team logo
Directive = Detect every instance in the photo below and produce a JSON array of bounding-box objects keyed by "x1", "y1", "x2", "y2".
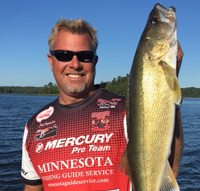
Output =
[
  {"x1": 36, "y1": 106, "x2": 54, "y2": 123},
  {"x1": 35, "y1": 125, "x2": 58, "y2": 141}
]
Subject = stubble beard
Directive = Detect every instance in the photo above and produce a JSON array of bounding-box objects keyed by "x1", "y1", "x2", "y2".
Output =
[{"x1": 64, "y1": 82, "x2": 87, "y2": 94}]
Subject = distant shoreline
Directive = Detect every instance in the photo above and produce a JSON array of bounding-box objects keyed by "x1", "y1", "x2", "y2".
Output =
[
  {"x1": 0, "y1": 93, "x2": 59, "y2": 96},
  {"x1": 0, "y1": 93, "x2": 200, "y2": 98},
  {"x1": 1, "y1": 85, "x2": 200, "y2": 98}
]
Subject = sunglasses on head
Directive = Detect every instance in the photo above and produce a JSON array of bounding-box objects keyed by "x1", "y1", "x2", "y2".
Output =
[{"x1": 49, "y1": 50, "x2": 95, "y2": 62}]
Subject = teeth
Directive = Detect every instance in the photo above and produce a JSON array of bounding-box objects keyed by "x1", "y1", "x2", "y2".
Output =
[{"x1": 68, "y1": 74, "x2": 82, "y2": 78}]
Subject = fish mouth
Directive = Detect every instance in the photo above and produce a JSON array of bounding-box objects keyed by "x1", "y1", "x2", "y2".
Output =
[
  {"x1": 155, "y1": 3, "x2": 176, "y2": 15},
  {"x1": 154, "y1": 4, "x2": 177, "y2": 69},
  {"x1": 155, "y1": 3, "x2": 176, "y2": 24},
  {"x1": 155, "y1": 3, "x2": 177, "y2": 39}
]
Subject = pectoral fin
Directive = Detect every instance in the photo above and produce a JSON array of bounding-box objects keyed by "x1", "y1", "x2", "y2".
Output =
[
  {"x1": 160, "y1": 161, "x2": 180, "y2": 191},
  {"x1": 173, "y1": 77, "x2": 182, "y2": 106},
  {"x1": 161, "y1": 61, "x2": 181, "y2": 106},
  {"x1": 118, "y1": 149, "x2": 133, "y2": 185}
]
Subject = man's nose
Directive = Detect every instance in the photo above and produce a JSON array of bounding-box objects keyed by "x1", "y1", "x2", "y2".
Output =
[{"x1": 68, "y1": 55, "x2": 82, "y2": 69}]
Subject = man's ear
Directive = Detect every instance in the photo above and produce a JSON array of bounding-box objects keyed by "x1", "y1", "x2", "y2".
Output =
[
  {"x1": 94, "y1": 55, "x2": 98, "y2": 66},
  {"x1": 47, "y1": 54, "x2": 53, "y2": 71}
]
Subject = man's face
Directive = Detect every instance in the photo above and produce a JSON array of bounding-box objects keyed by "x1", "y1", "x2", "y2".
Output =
[{"x1": 47, "y1": 30, "x2": 98, "y2": 101}]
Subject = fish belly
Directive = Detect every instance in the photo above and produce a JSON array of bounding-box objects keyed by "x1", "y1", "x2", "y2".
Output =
[{"x1": 128, "y1": 61, "x2": 175, "y2": 191}]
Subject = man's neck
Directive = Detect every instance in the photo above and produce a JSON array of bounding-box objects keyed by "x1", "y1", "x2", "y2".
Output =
[{"x1": 58, "y1": 87, "x2": 98, "y2": 105}]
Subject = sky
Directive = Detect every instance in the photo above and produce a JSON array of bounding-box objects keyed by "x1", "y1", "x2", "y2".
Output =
[{"x1": 0, "y1": 0, "x2": 199, "y2": 88}]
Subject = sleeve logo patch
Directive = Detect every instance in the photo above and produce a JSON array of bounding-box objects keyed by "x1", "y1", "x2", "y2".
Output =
[{"x1": 36, "y1": 106, "x2": 54, "y2": 123}]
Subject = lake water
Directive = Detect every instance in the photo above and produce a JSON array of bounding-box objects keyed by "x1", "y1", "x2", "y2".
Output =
[{"x1": 0, "y1": 94, "x2": 199, "y2": 191}]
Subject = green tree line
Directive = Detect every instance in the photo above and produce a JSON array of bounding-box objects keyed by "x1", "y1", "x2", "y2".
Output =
[
  {"x1": 104, "y1": 76, "x2": 200, "y2": 98},
  {"x1": 1, "y1": 76, "x2": 200, "y2": 98},
  {"x1": 0, "y1": 82, "x2": 58, "y2": 95}
]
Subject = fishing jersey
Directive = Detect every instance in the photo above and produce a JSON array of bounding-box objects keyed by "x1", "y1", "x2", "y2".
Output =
[{"x1": 21, "y1": 89, "x2": 131, "y2": 191}]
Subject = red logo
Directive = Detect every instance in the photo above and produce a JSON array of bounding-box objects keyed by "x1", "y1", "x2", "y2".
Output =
[
  {"x1": 36, "y1": 106, "x2": 54, "y2": 123},
  {"x1": 91, "y1": 111, "x2": 110, "y2": 131},
  {"x1": 97, "y1": 98, "x2": 121, "y2": 109}
]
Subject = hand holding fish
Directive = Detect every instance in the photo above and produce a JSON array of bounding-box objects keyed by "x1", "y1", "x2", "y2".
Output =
[{"x1": 176, "y1": 41, "x2": 183, "y2": 76}]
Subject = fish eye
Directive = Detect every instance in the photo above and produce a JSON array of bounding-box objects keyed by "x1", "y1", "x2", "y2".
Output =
[{"x1": 149, "y1": 17, "x2": 158, "y2": 25}]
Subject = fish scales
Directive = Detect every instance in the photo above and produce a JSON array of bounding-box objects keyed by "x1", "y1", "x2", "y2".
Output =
[
  {"x1": 119, "y1": 3, "x2": 181, "y2": 191},
  {"x1": 129, "y1": 57, "x2": 176, "y2": 190}
]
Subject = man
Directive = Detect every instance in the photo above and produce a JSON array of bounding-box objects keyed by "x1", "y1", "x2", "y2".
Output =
[{"x1": 21, "y1": 19, "x2": 183, "y2": 191}]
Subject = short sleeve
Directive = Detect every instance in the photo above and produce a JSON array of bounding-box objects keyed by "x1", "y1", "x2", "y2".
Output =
[{"x1": 20, "y1": 125, "x2": 42, "y2": 186}]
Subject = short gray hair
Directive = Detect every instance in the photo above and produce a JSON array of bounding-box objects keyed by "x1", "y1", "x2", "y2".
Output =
[{"x1": 48, "y1": 18, "x2": 98, "y2": 51}]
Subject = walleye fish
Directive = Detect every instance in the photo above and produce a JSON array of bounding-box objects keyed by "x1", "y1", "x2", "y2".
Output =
[{"x1": 119, "y1": 4, "x2": 181, "y2": 191}]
